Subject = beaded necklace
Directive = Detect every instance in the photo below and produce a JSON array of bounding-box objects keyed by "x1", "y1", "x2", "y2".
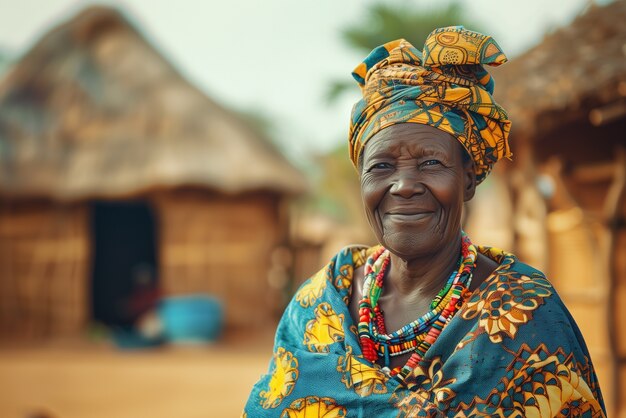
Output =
[{"x1": 357, "y1": 232, "x2": 477, "y2": 383}]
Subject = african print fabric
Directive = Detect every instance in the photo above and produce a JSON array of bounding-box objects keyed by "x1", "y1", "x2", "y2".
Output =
[
  {"x1": 243, "y1": 246, "x2": 606, "y2": 417},
  {"x1": 349, "y1": 26, "x2": 511, "y2": 184}
]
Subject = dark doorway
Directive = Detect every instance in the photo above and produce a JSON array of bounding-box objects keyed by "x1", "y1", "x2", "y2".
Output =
[{"x1": 91, "y1": 200, "x2": 158, "y2": 327}]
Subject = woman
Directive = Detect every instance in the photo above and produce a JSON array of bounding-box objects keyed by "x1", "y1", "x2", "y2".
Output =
[{"x1": 244, "y1": 27, "x2": 606, "y2": 417}]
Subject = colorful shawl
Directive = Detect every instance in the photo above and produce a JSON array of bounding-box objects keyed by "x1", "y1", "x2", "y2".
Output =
[
  {"x1": 244, "y1": 246, "x2": 606, "y2": 417},
  {"x1": 349, "y1": 27, "x2": 511, "y2": 184}
]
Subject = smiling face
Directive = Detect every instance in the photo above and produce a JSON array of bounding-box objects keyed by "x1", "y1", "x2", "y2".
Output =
[{"x1": 359, "y1": 123, "x2": 476, "y2": 260}]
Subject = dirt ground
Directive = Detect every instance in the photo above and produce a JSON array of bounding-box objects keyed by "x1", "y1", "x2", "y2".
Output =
[{"x1": 0, "y1": 331, "x2": 275, "y2": 418}]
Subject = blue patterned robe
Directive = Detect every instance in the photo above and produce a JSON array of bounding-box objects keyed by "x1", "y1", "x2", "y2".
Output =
[{"x1": 244, "y1": 246, "x2": 606, "y2": 417}]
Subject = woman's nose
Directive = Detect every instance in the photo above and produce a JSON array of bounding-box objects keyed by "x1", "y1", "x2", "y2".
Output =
[{"x1": 389, "y1": 170, "x2": 425, "y2": 198}]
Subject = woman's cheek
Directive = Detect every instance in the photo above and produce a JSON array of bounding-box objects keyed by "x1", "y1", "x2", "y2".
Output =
[
  {"x1": 360, "y1": 177, "x2": 380, "y2": 206},
  {"x1": 360, "y1": 178, "x2": 384, "y2": 236}
]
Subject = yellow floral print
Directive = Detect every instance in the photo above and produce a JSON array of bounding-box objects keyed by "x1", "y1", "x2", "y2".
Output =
[
  {"x1": 303, "y1": 302, "x2": 345, "y2": 352},
  {"x1": 244, "y1": 246, "x2": 605, "y2": 417},
  {"x1": 280, "y1": 396, "x2": 346, "y2": 418},
  {"x1": 337, "y1": 346, "x2": 388, "y2": 397},
  {"x1": 259, "y1": 347, "x2": 299, "y2": 409},
  {"x1": 295, "y1": 269, "x2": 328, "y2": 308},
  {"x1": 352, "y1": 247, "x2": 371, "y2": 268}
]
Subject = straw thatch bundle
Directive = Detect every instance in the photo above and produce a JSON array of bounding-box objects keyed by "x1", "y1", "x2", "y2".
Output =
[
  {"x1": 493, "y1": 0, "x2": 626, "y2": 148},
  {"x1": 0, "y1": 6, "x2": 306, "y2": 200}
]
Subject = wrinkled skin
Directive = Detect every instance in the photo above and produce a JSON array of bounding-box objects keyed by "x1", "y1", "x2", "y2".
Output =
[
  {"x1": 359, "y1": 123, "x2": 475, "y2": 261},
  {"x1": 351, "y1": 123, "x2": 497, "y2": 370}
]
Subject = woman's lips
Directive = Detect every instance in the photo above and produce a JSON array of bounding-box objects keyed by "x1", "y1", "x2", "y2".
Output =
[{"x1": 385, "y1": 212, "x2": 433, "y2": 222}]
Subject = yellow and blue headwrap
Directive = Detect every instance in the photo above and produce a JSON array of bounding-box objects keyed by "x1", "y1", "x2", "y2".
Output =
[{"x1": 348, "y1": 26, "x2": 512, "y2": 184}]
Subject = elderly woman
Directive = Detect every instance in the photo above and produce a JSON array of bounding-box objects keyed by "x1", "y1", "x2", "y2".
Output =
[{"x1": 244, "y1": 27, "x2": 606, "y2": 417}]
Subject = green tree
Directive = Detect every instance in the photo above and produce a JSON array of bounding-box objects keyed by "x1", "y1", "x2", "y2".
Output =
[
  {"x1": 326, "y1": 1, "x2": 483, "y2": 102},
  {"x1": 0, "y1": 48, "x2": 12, "y2": 78}
]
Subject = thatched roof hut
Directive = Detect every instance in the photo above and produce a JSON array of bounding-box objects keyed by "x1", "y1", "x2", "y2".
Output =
[
  {"x1": 493, "y1": 1, "x2": 626, "y2": 414},
  {"x1": 0, "y1": 6, "x2": 304, "y2": 200},
  {"x1": 493, "y1": 0, "x2": 626, "y2": 160},
  {"x1": 0, "y1": 6, "x2": 307, "y2": 340}
]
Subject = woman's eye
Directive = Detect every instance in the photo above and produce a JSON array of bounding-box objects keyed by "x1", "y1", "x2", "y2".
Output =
[
  {"x1": 422, "y1": 159, "x2": 441, "y2": 167},
  {"x1": 368, "y1": 162, "x2": 392, "y2": 171}
]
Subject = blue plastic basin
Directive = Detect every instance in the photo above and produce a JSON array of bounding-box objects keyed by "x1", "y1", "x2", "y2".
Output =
[{"x1": 158, "y1": 295, "x2": 224, "y2": 343}]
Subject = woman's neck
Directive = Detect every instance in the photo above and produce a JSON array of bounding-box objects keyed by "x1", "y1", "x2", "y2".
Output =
[{"x1": 385, "y1": 233, "x2": 462, "y2": 303}]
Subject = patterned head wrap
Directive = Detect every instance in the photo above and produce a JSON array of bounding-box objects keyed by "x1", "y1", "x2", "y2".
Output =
[{"x1": 348, "y1": 26, "x2": 512, "y2": 184}]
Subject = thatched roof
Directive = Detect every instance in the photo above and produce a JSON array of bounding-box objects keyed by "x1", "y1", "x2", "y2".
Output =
[
  {"x1": 0, "y1": 6, "x2": 307, "y2": 200},
  {"x1": 493, "y1": 0, "x2": 626, "y2": 141}
]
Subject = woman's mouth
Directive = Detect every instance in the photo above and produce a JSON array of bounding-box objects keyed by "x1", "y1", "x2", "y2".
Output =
[{"x1": 385, "y1": 211, "x2": 434, "y2": 222}]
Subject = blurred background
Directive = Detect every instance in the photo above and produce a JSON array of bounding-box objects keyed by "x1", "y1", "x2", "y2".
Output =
[{"x1": 0, "y1": 0, "x2": 624, "y2": 416}]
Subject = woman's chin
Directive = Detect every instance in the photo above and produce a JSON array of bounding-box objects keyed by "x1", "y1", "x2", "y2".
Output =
[
  {"x1": 380, "y1": 228, "x2": 455, "y2": 260},
  {"x1": 381, "y1": 236, "x2": 443, "y2": 260}
]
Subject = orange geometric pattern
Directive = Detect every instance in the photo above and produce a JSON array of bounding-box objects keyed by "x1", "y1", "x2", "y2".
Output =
[
  {"x1": 349, "y1": 26, "x2": 511, "y2": 184},
  {"x1": 460, "y1": 261, "x2": 553, "y2": 344},
  {"x1": 455, "y1": 344, "x2": 605, "y2": 417}
]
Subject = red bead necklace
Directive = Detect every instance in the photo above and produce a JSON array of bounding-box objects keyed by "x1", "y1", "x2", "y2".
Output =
[{"x1": 357, "y1": 233, "x2": 477, "y2": 383}]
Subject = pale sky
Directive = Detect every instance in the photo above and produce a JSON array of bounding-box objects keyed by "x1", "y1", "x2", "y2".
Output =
[{"x1": 0, "y1": 0, "x2": 612, "y2": 163}]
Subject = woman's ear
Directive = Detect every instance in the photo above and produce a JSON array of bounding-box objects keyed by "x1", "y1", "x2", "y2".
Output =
[{"x1": 463, "y1": 161, "x2": 476, "y2": 202}]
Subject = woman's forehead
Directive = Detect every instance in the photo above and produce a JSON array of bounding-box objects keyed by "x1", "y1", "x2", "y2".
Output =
[{"x1": 363, "y1": 124, "x2": 458, "y2": 157}]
